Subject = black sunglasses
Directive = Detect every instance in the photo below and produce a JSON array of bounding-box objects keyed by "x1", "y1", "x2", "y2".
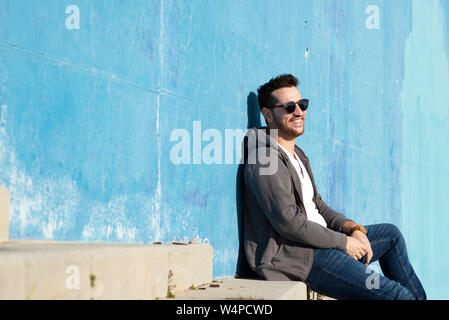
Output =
[{"x1": 267, "y1": 99, "x2": 309, "y2": 113}]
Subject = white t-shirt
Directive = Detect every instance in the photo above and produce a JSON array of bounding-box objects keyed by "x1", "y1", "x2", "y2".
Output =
[{"x1": 277, "y1": 143, "x2": 328, "y2": 228}]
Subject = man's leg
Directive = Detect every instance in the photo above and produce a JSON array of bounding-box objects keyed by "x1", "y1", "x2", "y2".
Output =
[
  {"x1": 304, "y1": 223, "x2": 426, "y2": 300},
  {"x1": 362, "y1": 223, "x2": 427, "y2": 300},
  {"x1": 305, "y1": 246, "x2": 415, "y2": 300}
]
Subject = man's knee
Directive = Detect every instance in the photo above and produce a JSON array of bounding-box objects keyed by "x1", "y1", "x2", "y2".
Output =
[
  {"x1": 378, "y1": 223, "x2": 407, "y2": 249},
  {"x1": 378, "y1": 223, "x2": 403, "y2": 237}
]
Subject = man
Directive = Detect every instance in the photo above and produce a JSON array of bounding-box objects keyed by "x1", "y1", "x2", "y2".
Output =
[{"x1": 240, "y1": 74, "x2": 427, "y2": 300}]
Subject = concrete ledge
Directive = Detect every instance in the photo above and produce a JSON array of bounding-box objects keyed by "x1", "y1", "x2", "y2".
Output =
[
  {"x1": 168, "y1": 243, "x2": 213, "y2": 295},
  {"x1": 164, "y1": 278, "x2": 308, "y2": 300},
  {"x1": 0, "y1": 241, "x2": 212, "y2": 300},
  {"x1": 0, "y1": 187, "x2": 10, "y2": 242}
]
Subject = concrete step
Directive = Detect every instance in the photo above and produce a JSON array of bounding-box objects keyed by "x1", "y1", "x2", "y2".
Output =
[
  {"x1": 163, "y1": 278, "x2": 309, "y2": 300},
  {"x1": 0, "y1": 241, "x2": 212, "y2": 299}
]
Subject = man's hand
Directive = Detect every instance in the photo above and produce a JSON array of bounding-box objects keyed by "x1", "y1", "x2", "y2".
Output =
[
  {"x1": 345, "y1": 236, "x2": 368, "y2": 262},
  {"x1": 342, "y1": 221, "x2": 373, "y2": 265},
  {"x1": 351, "y1": 230, "x2": 373, "y2": 265}
]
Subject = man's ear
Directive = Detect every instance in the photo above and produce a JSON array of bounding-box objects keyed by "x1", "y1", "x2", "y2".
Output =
[{"x1": 261, "y1": 107, "x2": 273, "y2": 124}]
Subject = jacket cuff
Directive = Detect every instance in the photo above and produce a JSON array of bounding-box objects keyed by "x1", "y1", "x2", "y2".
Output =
[{"x1": 334, "y1": 231, "x2": 348, "y2": 252}]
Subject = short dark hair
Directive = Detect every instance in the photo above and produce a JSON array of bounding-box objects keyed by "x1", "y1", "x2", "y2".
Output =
[{"x1": 257, "y1": 74, "x2": 299, "y2": 110}]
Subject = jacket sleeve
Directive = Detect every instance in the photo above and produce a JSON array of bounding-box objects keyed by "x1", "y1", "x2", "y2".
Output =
[
  {"x1": 244, "y1": 159, "x2": 347, "y2": 252},
  {"x1": 315, "y1": 193, "x2": 350, "y2": 233}
]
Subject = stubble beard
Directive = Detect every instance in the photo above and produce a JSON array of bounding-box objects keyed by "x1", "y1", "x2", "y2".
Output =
[{"x1": 272, "y1": 115, "x2": 305, "y2": 140}]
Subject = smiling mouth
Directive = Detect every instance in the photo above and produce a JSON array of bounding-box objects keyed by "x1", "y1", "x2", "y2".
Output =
[{"x1": 291, "y1": 118, "x2": 304, "y2": 124}]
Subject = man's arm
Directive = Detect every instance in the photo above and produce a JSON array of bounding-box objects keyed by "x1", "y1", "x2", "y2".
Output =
[
  {"x1": 314, "y1": 193, "x2": 351, "y2": 232},
  {"x1": 293, "y1": 146, "x2": 373, "y2": 262},
  {"x1": 244, "y1": 158, "x2": 347, "y2": 251},
  {"x1": 340, "y1": 220, "x2": 358, "y2": 235},
  {"x1": 316, "y1": 200, "x2": 365, "y2": 236},
  {"x1": 294, "y1": 146, "x2": 351, "y2": 232}
]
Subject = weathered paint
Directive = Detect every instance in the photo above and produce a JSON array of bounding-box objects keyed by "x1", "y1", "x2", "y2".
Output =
[{"x1": 0, "y1": 0, "x2": 447, "y2": 299}]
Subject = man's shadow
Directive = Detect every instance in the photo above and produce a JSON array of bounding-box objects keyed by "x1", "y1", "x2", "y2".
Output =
[{"x1": 235, "y1": 92, "x2": 263, "y2": 279}]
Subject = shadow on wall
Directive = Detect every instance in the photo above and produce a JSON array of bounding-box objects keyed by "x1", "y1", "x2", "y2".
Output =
[{"x1": 235, "y1": 92, "x2": 263, "y2": 279}]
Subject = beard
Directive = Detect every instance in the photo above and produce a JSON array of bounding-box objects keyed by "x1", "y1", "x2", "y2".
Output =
[{"x1": 272, "y1": 113, "x2": 305, "y2": 139}]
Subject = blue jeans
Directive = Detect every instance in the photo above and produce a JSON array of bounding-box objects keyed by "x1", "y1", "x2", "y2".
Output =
[{"x1": 304, "y1": 223, "x2": 427, "y2": 300}]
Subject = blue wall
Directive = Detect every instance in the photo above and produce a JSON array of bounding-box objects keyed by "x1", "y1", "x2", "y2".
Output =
[{"x1": 0, "y1": 0, "x2": 448, "y2": 299}]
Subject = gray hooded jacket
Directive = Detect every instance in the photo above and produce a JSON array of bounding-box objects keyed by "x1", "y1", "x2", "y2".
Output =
[{"x1": 241, "y1": 127, "x2": 349, "y2": 281}]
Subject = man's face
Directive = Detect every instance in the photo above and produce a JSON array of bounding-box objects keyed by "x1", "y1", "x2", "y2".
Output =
[{"x1": 264, "y1": 86, "x2": 306, "y2": 138}]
